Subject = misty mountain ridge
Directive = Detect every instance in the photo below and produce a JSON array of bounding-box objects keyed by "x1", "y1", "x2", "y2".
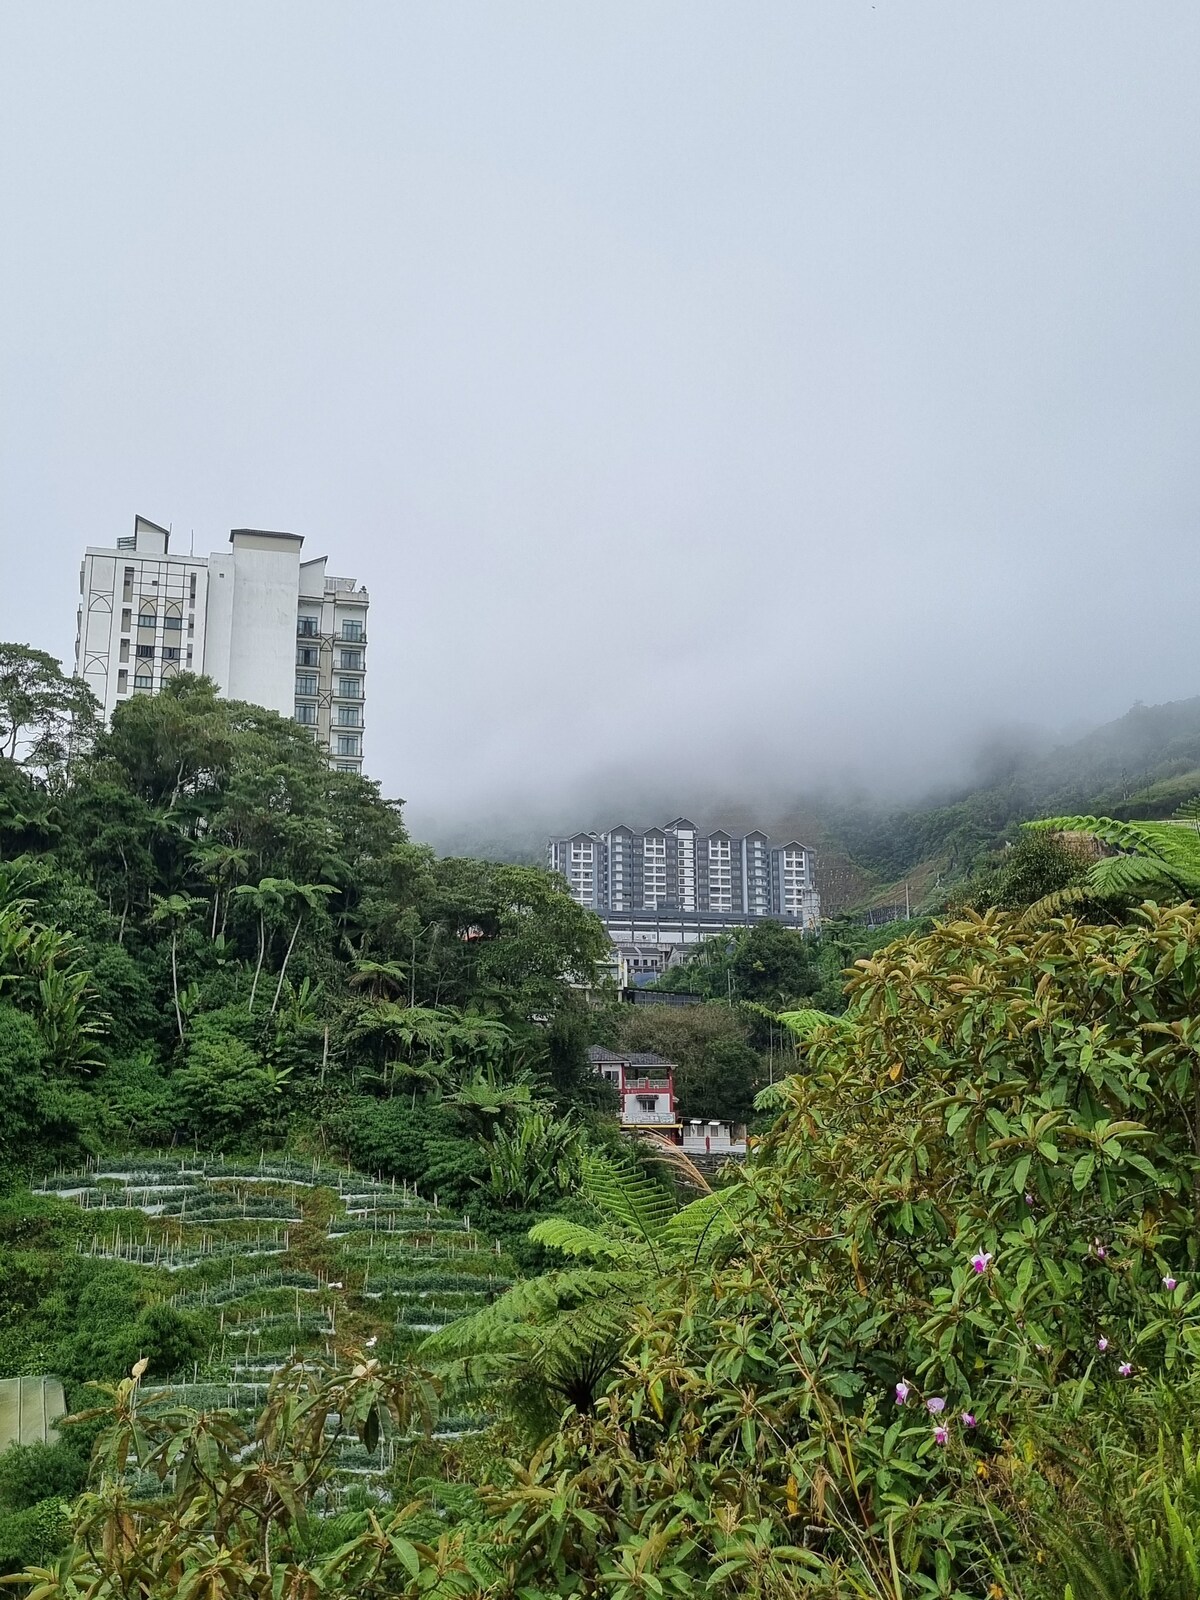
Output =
[{"x1": 419, "y1": 695, "x2": 1200, "y2": 915}]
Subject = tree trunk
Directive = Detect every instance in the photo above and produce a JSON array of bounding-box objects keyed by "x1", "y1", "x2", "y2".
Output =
[
  {"x1": 248, "y1": 913, "x2": 266, "y2": 1014},
  {"x1": 171, "y1": 930, "x2": 184, "y2": 1043},
  {"x1": 271, "y1": 912, "x2": 304, "y2": 1014},
  {"x1": 211, "y1": 890, "x2": 220, "y2": 941}
]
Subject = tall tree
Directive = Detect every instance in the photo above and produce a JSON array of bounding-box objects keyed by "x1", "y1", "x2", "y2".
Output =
[
  {"x1": 0, "y1": 644, "x2": 99, "y2": 775},
  {"x1": 149, "y1": 893, "x2": 204, "y2": 1042},
  {"x1": 232, "y1": 878, "x2": 291, "y2": 1015},
  {"x1": 191, "y1": 841, "x2": 252, "y2": 939},
  {"x1": 270, "y1": 881, "x2": 337, "y2": 1013}
]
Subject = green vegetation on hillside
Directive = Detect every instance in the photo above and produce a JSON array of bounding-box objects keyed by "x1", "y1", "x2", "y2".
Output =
[
  {"x1": 17, "y1": 901, "x2": 1200, "y2": 1597},
  {"x1": 10, "y1": 645, "x2": 1200, "y2": 1594}
]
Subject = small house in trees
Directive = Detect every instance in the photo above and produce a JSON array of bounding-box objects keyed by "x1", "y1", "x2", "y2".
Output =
[{"x1": 586, "y1": 1047, "x2": 747, "y2": 1157}]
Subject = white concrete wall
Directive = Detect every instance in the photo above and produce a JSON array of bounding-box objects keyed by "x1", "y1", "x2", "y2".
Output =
[
  {"x1": 209, "y1": 536, "x2": 301, "y2": 715},
  {"x1": 202, "y1": 554, "x2": 234, "y2": 694}
]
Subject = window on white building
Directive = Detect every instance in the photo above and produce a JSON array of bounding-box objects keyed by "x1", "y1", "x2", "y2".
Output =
[{"x1": 336, "y1": 735, "x2": 360, "y2": 756}]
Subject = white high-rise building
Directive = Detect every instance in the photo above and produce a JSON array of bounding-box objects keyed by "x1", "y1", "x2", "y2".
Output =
[{"x1": 75, "y1": 514, "x2": 369, "y2": 773}]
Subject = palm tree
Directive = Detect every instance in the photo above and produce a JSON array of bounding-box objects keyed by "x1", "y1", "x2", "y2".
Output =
[
  {"x1": 424, "y1": 1151, "x2": 745, "y2": 1424},
  {"x1": 1023, "y1": 802, "x2": 1200, "y2": 919},
  {"x1": 150, "y1": 892, "x2": 204, "y2": 1043},
  {"x1": 270, "y1": 881, "x2": 337, "y2": 1014}
]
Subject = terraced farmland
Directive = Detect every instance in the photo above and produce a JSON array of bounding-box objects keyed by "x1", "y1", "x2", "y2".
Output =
[{"x1": 33, "y1": 1154, "x2": 512, "y2": 1502}]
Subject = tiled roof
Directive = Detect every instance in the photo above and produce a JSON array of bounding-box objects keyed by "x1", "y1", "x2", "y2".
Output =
[{"x1": 587, "y1": 1046, "x2": 674, "y2": 1068}]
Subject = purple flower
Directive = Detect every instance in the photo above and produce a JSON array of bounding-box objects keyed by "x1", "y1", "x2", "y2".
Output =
[
  {"x1": 961, "y1": 1412, "x2": 976, "y2": 1428},
  {"x1": 971, "y1": 1251, "x2": 993, "y2": 1275},
  {"x1": 926, "y1": 1396, "x2": 946, "y2": 1415},
  {"x1": 1118, "y1": 1362, "x2": 1133, "y2": 1377},
  {"x1": 1163, "y1": 1276, "x2": 1178, "y2": 1291},
  {"x1": 1097, "y1": 1336, "x2": 1108, "y2": 1352},
  {"x1": 933, "y1": 1425, "x2": 949, "y2": 1445},
  {"x1": 1024, "y1": 1192, "x2": 1035, "y2": 1206},
  {"x1": 1093, "y1": 1239, "x2": 1107, "y2": 1260},
  {"x1": 895, "y1": 1379, "x2": 910, "y2": 1405}
]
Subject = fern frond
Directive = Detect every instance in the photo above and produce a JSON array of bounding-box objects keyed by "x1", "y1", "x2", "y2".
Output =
[
  {"x1": 658, "y1": 1187, "x2": 749, "y2": 1265},
  {"x1": 420, "y1": 1268, "x2": 629, "y2": 1356},
  {"x1": 522, "y1": 1296, "x2": 632, "y2": 1390},
  {"x1": 754, "y1": 1078, "x2": 794, "y2": 1111},
  {"x1": 582, "y1": 1152, "x2": 677, "y2": 1246},
  {"x1": 1128, "y1": 823, "x2": 1200, "y2": 878},
  {"x1": 1020, "y1": 885, "x2": 1091, "y2": 925},
  {"x1": 1086, "y1": 855, "x2": 1181, "y2": 899},
  {"x1": 1172, "y1": 795, "x2": 1200, "y2": 822},
  {"x1": 526, "y1": 1218, "x2": 642, "y2": 1266},
  {"x1": 777, "y1": 1008, "x2": 847, "y2": 1042}
]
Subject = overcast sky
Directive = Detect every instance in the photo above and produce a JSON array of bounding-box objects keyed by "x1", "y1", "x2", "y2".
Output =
[{"x1": 2, "y1": 3, "x2": 1198, "y2": 842}]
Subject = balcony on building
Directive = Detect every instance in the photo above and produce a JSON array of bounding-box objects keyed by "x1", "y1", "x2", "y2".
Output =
[{"x1": 621, "y1": 1099, "x2": 678, "y2": 1126}]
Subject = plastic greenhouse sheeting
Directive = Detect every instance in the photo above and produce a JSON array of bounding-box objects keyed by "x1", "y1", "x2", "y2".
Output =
[{"x1": 0, "y1": 1375, "x2": 66, "y2": 1448}]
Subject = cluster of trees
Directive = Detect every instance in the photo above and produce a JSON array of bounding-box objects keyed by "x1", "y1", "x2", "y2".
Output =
[{"x1": 0, "y1": 651, "x2": 617, "y2": 1186}]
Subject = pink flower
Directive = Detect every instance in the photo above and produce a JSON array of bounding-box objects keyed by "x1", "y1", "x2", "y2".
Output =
[
  {"x1": 926, "y1": 1397, "x2": 946, "y2": 1415},
  {"x1": 1024, "y1": 1192, "x2": 1035, "y2": 1206},
  {"x1": 961, "y1": 1412, "x2": 976, "y2": 1428},
  {"x1": 1097, "y1": 1336, "x2": 1108, "y2": 1352},
  {"x1": 1093, "y1": 1239, "x2": 1107, "y2": 1259},
  {"x1": 971, "y1": 1251, "x2": 993, "y2": 1274},
  {"x1": 895, "y1": 1380, "x2": 910, "y2": 1405},
  {"x1": 1118, "y1": 1362, "x2": 1133, "y2": 1377},
  {"x1": 933, "y1": 1425, "x2": 949, "y2": 1445},
  {"x1": 1163, "y1": 1276, "x2": 1178, "y2": 1291}
]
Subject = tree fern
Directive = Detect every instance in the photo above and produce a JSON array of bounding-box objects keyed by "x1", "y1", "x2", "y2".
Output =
[
  {"x1": 580, "y1": 1151, "x2": 677, "y2": 1256},
  {"x1": 424, "y1": 1149, "x2": 746, "y2": 1427},
  {"x1": 658, "y1": 1186, "x2": 749, "y2": 1266},
  {"x1": 1023, "y1": 809, "x2": 1200, "y2": 920},
  {"x1": 777, "y1": 1007, "x2": 849, "y2": 1041},
  {"x1": 526, "y1": 1216, "x2": 641, "y2": 1266}
]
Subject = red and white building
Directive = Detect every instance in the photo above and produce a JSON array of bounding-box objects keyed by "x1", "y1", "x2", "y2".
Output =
[{"x1": 586, "y1": 1047, "x2": 747, "y2": 1158}]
